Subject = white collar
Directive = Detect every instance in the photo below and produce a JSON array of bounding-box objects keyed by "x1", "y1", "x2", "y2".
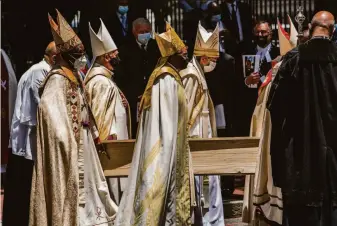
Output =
[{"x1": 256, "y1": 43, "x2": 272, "y2": 52}]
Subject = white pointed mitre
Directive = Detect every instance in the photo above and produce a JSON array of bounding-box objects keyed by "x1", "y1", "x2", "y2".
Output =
[
  {"x1": 89, "y1": 19, "x2": 117, "y2": 57},
  {"x1": 194, "y1": 22, "x2": 219, "y2": 57}
]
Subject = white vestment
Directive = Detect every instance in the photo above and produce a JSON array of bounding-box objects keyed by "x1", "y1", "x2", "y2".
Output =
[
  {"x1": 180, "y1": 57, "x2": 225, "y2": 226},
  {"x1": 116, "y1": 62, "x2": 191, "y2": 225},
  {"x1": 11, "y1": 59, "x2": 51, "y2": 161},
  {"x1": 85, "y1": 64, "x2": 130, "y2": 204}
]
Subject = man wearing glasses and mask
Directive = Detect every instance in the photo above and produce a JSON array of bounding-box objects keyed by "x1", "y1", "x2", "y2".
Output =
[
  {"x1": 236, "y1": 21, "x2": 279, "y2": 137},
  {"x1": 29, "y1": 10, "x2": 118, "y2": 226}
]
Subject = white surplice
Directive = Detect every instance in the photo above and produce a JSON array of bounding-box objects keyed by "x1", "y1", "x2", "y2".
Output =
[
  {"x1": 11, "y1": 59, "x2": 51, "y2": 161},
  {"x1": 116, "y1": 61, "x2": 191, "y2": 225},
  {"x1": 180, "y1": 57, "x2": 225, "y2": 226}
]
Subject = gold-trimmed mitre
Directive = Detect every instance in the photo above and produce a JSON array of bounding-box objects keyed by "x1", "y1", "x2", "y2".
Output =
[
  {"x1": 194, "y1": 22, "x2": 219, "y2": 58},
  {"x1": 155, "y1": 22, "x2": 186, "y2": 57},
  {"x1": 48, "y1": 9, "x2": 83, "y2": 53}
]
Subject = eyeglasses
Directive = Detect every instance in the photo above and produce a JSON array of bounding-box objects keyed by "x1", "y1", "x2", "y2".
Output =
[{"x1": 254, "y1": 30, "x2": 270, "y2": 36}]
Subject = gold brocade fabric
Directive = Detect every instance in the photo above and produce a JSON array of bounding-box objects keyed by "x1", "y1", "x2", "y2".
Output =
[
  {"x1": 116, "y1": 62, "x2": 192, "y2": 226},
  {"x1": 155, "y1": 23, "x2": 186, "y2": 57},
  {"x1": 140, "y1": 57, "x2": 182, "y2": 111},
  {"x1": 84, "y1": 65, "x2": 131, "y2": 140},
  {"x1": 142, "y1": 62, "x2": 191, "y2": 225},
  {"x1": 30, "y1": 67, "x2": 117, "y2": 226},
  {"x1": 175, "y1": 83, "x2": 192, "y2": 225},
  {"x1": 30, "y1": 69, "x2": 82, "y2": 226}
]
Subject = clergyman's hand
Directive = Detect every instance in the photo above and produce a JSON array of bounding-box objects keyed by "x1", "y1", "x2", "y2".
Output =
[{"x1": 245, "y1": 72, "x2": 260, "y2": 85}]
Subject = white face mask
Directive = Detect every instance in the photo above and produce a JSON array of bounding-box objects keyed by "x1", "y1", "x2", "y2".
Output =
[
  {"x1": 204, "y1": 61, "x2": 217, "y2": 73},
  {"x1": 74, "y1": 55, "x2": 87, "y2": 71}
]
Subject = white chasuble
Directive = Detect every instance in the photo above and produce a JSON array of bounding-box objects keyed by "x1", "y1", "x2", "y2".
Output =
[
  {"x1": 242, "y1": 62, "x2": 283, "y2": 225},
  {"x1": 116, "y1": 61, "x2": 192, "y2": 226},
  {"x1": 84, "y1": 64, "x2": 130, "y2": 141},
  {"x1": 84, "y1": 64, "x2": 131, "y2": 204},
  {"x1": 180, "y1": 57, "x2": 224, "y2": 226},
  {"x1": 29, "y1": 67, "x2": 117, "y2": 226}
]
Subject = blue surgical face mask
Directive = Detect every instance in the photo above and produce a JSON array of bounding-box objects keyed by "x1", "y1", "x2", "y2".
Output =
[
  {"x1": 211, "y1": 14, "x2": 222, "y2": 23},
  {"x1": 137, "y1": 32, "x2": 151, "y2": 45},
  {"x1": 118, "y1": 5, "x2": 129, "y2": 14}
]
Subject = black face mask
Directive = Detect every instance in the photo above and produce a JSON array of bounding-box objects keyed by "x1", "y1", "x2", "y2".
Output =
[
  {"x1": 109, "y1": 55, "x2": 121, "y2": 68},
  {"x1": 255, "y1": 35, "x2": 269, "y2": 47}
]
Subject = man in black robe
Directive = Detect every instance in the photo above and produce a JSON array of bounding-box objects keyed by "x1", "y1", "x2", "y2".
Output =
[
  {"x1": 267, "y1": 11, "x2": 337, "y2": 226},
  {"x1": 235, "y1": 20, "x2": 279, "y2": 137}
]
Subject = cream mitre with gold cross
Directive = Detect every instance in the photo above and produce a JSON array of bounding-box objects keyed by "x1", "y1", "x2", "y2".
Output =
[
  {"x1": 194, "y1": 22, "x2": 220, "y2": 58},
  {"x1": 89, "y1": 18, "x2": 117, "y2": 58}
]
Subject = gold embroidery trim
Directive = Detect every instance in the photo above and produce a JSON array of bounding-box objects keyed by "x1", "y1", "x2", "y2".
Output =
[
  {"x1": 176, "y1": 84, "x2": 191, "y2": 225},
  {"x1": 140, "y1": 57, "x2": 182, "y2": 112},
  {"x1": 133, "y1": 139, "x2": 162, "y2": 212},
  {"x1": 84, "y1": 65, "x2": 113, "y2": 85},
  {"x1": 188, "y1": 93, "x2": 205, "y2": 131},
  {"x1": 133, "y1": 168, "x2": 165, "y2": 226}
]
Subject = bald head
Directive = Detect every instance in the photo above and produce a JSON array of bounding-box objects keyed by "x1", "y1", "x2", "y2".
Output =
[
  {"x1": 44, "y1": 42, "x2": 57, "y2": 66},
  {"x1": 310, "y1": 11, "x2": 335, "y2": 37}
]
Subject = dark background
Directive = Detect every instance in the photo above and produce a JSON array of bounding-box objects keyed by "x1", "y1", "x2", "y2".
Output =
[{"x1": 1, "y1": 0, "x2": 336, "y2": 78}]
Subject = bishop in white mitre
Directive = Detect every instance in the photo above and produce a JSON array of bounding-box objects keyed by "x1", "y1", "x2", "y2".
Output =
[
  {"x1": 180, "y1": 22, "x2": 225, "y2": 226},
  {"x1": 116, "y1": 22, "x2": 193, "y2": 226},
  {"x1": 29, "y1": 10, "x2": 117, "y2": 226},
  {"x1": 84, "y1": 18, "x2": 131, "y2": 204},
  {"x1": 242, "y1": 16, "x2": 298, "y2": 226}
]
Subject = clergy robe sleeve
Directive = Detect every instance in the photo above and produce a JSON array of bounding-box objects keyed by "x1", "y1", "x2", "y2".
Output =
[
  {"x1": 23, "y1": 68, "x2": 48, "y2": 126},
  {"x1": 30, "y1": 68, "x2": 48, "y2": 104},
  {"x1": 86, "y1": 76, "x2": 118, "y2": 140}
]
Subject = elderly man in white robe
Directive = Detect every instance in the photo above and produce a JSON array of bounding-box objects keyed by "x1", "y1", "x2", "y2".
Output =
[
  {"x1": 2, "y1": 42, "x2": 57, "y2": 226},
  {"x1": 116, "y1": 22, "x2": 193, "y2": 226},
  {"x1": 84, "y1": 18, "x2": 131, "y2": 204},
  {"x1": 180, "y1": 22, "x2": 225, "y2": 226}
]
